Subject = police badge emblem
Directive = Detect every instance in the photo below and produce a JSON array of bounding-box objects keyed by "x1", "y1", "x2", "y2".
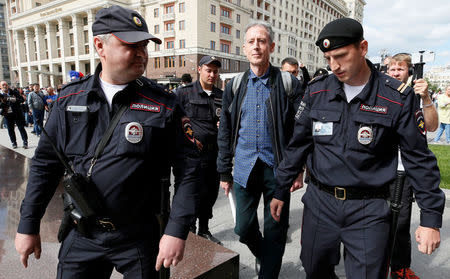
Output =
[
  {"x1": 323, "y1": 39, "x2": 330, "y2": 49},
  {"x1": 357, "y1": 126, "x2": 373, "y2": 145},
  {"x1": 125, "y1": 122, "x2": 143, "y2": 143},
  {"x1": 415, "y1": 109, "x2": 426, "y2": 135}
]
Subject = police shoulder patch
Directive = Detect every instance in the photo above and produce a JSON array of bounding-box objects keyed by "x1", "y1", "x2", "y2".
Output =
[{"x1": 415, "y1": 109, "x2": 426, "y2": 136}]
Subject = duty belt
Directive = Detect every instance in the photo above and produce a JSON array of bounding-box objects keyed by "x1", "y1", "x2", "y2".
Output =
[{"x1": 309, "y1": 175, "x2": 389, "y2": 200}]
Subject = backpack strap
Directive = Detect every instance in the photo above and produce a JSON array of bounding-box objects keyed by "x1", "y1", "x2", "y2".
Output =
[
  {"x1": 232, "y1": 72, "x2": 245, "y2": 95},
  {"x1": 280, "y1": 71, "x2": 293, "y2": 97}
]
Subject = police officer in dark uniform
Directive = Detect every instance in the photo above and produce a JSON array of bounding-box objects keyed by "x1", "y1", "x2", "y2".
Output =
[
  {"x1": 0, "y1": 81, "x2": 28, "y2": 149},
  {"x1": 175, "y1": 56, "x2": 223, "y2": 244},
  {"x1": 15, "y1": 6, "x2": 199, "y2": 278},
  {"x1": 270, "y1": 18, "x2": 445, "y2": 279}
]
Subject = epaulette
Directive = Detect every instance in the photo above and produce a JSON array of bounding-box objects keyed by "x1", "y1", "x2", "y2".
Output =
[
  {"x1": 308, "y1": 73, "x2": 327, "y2": 85},
  {"x1": 384, "y1": 77, "x2": 410, "y2": 95},
  {"x1": 61, "y1": 74, "x2": 92, "y2": 90}
]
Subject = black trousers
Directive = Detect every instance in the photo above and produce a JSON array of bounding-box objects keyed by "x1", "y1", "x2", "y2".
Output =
[
  {"x1": 301, "y1": 183, "x2": 390, "y2": 279},
  {"x1": 4, "y1": 114, "x2": 27, "y2": 145},
  {"x1": 389, "y1": 178, "x2": 413, "y2": 270},
  {"x1": 57, "y1": 221, "x2": 159, "y2": 279}
]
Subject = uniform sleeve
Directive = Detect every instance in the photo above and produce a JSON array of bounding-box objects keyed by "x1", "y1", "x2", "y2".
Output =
[
  {"x1": 164, "y1": 99, "x2": 199, "y2": 240},
  {"x1": 274, "y1": 91, "x2": 314, "y2": 202},
  {"x1": 17, "y1": 99, "x2": 65, "y2": 234},
  {"x1": 397, "y1": 91, "x2": 445, "y2": 228},
  {"x1": 216, "y1": 81, "x2": 234, "y2": 182}
]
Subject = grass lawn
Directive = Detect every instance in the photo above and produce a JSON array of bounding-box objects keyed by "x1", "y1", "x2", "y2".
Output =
[{"x1": 429, "y1": 145, "x2": 450, "y2": 189}]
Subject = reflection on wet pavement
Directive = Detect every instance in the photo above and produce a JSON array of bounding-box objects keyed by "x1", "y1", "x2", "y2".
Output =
[{"x1": 0, "y1": 145, "x2": 63, "y2": 277}]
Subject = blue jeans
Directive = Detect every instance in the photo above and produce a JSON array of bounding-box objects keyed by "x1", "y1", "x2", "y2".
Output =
[
  {"x1": 433, "y1": 122, "x2": 450, "y2": 143},
  {"x1": 32, "y1": 109, "x2": 44, "y2": 136},
  {"x1": 234, "y1": 159, "x2": 289, "y2": 279}
]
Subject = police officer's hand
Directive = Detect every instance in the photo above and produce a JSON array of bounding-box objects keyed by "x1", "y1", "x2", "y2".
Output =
[
  {"x1": 290, "y1": 172, "x2": 304, "y2": 192},
  {"x1": 15, "y1": 233, "x2": 41, "y2": 268},
  {"x1": 415, "y1": 226, "x2": 440, "y2": 255},
  {"x1": 220, "y1": 181, "x2": 232, "y2": 196},
  {"x1": 156, "y1": 234, "x2": 186, "y2": 271},
  {"x1": 413, "y1": 79, "x2": 429, "y2": 99},
  {"x1": 270, "y1": 198, "x2": 284, "y2": 222}
]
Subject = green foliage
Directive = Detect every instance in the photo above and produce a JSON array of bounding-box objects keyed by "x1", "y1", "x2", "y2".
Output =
[
  {"x1": 429, "y1": 145, "x2": 450, "y2": 189},
  {"x1": 425, "y1": 78, "x2": 440, "y2": 92}
]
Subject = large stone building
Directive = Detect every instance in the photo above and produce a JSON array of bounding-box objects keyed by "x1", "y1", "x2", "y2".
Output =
[
  {"x1": 5, "y1": 0, "x2": 364, "y2": 87},
  {"x1": 0, "y1": 0, "x2": 11, "y2": 83},
  {"x1": 425, "y1": 65, "x2": 450, "y2": 91}
]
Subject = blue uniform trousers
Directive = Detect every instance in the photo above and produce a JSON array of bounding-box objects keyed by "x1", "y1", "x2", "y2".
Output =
[
  {"x1": 301, "y1": 183, "x2": 390, "y2": 279},
  {"x1": 234, "y1": 159, "x2": 290, "y2": 279},
  {"x1": 57, "y1": 222, "x2": 159, "y2": 279}
]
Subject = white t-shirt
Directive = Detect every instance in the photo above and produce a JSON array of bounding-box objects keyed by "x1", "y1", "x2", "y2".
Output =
[
  {"x1": 99, "y1": 77, "x2": 127, "y2": 108},
  {"x1": 204, "y1": 89, "x2": 212, "y2": 96},
  {"x1": 343, "y1": 83, "x2": 366, "y2": 103}
]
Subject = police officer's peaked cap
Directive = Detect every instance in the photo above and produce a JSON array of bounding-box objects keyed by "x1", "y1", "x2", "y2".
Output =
[
  {"x1": 93, "y1": 5, "x2": 162, "y2": 44},
  {"x1": 315, "y1": 18, "x2": 363, "y2": 52}
]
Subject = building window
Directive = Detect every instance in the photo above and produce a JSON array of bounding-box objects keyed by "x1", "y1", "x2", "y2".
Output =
[
  {"x1": 222, "y1": 58, "x2": 230, "y2": 70},
  {"x1": 237, "y1": 14, "x2": 240, "y2": 23},
  {"x1": 155, "y1": 44, "x2": 160, "y2": 51},
  {"x1": 236, "y1": 29, "x2": 240, "y2": 39},
  {"x1": 221, "y1": 8, "x2": 231, "y2": 18},
  {"x1": 165, "y1": 4, "x2": 174, "y2": 14},
  {"x1": 179, "y1": 2, "x2": 185, "y2": 12},
  {"x1": 154, "y1": 25, "x2": 160, "y2": 34},
  {"x1": 165, "y1": 21, "x2": 174, "y2": 31},
  {"x1": 211, "y1": 5, "x2": 216, "y2": 15},
  {"x1": 179, "y1": 39, "x2": 185, "y2": 48},
  {"x1": 179, "y1": 20, "x2": 185, "y2": 30},
  {"x1": 164, "y1": 56, "x2": 175, "y2": 68},
  {"x1": 179, "y1": 55, "x2": 185, "y2": 67},
  {"x1": 220, "y1": 41, "x2": 230, "y2": 53},
  {"x1": 210, "y1": 40, "x2": 215, "y2": 50},
  {"x1": 166, "y1": 40, "x2": 174, "y2": 49},
  {"x1": 221, "y1": 24, "x2": 231, "y2": 35},
  {"x1": 154, "y1": 8, "x2": 159, "y2": 17},
  {"x1": 236, "y1": 46, "x2": 240, "y2": 55},
  {"x1": 155, "y1": 57, "x2": 161, "y2": 68},
  {"x1": 210, "y1": 22, "x2": 216, "y2": 32}
]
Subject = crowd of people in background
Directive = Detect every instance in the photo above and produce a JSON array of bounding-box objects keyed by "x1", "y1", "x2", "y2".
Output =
[{"x1": 0, "y1": 82, "x2": 61, "y2": 148}]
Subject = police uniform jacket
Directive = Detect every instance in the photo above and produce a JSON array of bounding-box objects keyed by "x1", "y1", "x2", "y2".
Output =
[
  {"x1": 217, "y1": 65, "x2": 304, "y2": 181},
  {"x1": 275, "y1": 60, "x2": 445, "y2": 228},
  {"x1": 176, "y1": 80, "x2": 222, "y2": 154},
  {"x1": 18, "y1": 64, "x2": 199, "y2": 240}
]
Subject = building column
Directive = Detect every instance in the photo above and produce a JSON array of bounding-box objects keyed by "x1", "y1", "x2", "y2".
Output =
[
  {"x1": 72, "y1": 14, "x2": 83, "y2": 72},
  {"x1": 34, "y1": 25, "x2": 46, "y2": 85},
  {"x1": 58, "y1": 18, "x2": 70, "y2": 83},
  {"x1": 23, "y1": 28, "x2": 35, "y2": 84},
  {"x1": 87, "y1": 9, "x2": 96, "y2": 73}
]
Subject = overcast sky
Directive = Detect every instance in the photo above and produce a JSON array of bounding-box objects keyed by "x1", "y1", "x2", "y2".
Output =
[{"x1": 363, "y1": 0, "x2": 450, "y2": 68}]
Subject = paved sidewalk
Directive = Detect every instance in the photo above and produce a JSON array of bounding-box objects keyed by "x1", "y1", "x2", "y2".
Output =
[{"x1": 1, "y1": 125, "x2": 449, "y2": 278}]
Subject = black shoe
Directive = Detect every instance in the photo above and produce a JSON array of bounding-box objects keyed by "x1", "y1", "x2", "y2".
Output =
[
  {"x1": 198, "y1": 231, "x2": 222, "y2": 245},
  {"x1": 30, "y1": 130, "x2": 36, "y2": 134},
  {"x1": 12, "y1": 143, "x2": 17, "y2": 149},
  {"x1": 23, "y1": 142, "x2": 28, "y2": 149},
  {"x1": 189, "y1": 225, "x2": 197, "y2": 234},
  {"x1": 255, "y1": 257, "x2": 261, "y2": 276}
]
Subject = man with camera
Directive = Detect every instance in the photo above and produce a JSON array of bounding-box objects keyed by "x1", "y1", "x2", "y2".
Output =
[{"x1": 0, "y1": 81, "x2": 28, "y2": 149}]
